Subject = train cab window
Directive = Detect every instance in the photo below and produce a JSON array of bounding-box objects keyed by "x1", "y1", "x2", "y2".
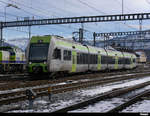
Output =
[
  {"x1": 63, "y1": 50, "x2": 71, "y2": 61},
  {"x1": 53, "y1": 48, "x2": 61, "y2": 60},
  {"x1": 133, "y1": 58, "x2": 136, "y2": 63}
]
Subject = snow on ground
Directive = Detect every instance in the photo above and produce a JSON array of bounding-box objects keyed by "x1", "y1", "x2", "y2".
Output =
[
  {"x1": 70, "y1": 85, "x2": 150, "y2": 113},
  {"x1": 79, "y1": 76, "x2": 150, "y2": 97},
  {"x1": 122, "y1": 100, "x2": 150, "y2": 113},
  {"x1": 70, "y1": 98, "x2": 126, "y2": 113},
  {"x1": 8, "y1": 76, "x2": 150, "y2": 113}
]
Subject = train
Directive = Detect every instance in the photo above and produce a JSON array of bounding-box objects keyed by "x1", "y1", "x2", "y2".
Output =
[
  {"x1": 0, "y1": 46, "x2": 26, "y2": 72},
  {"x1": 135, "y1": 50, "x2": 147, "y2": 64},
  {"x1": 26, "y1": 35, "x2": 137, "y2": 76}
]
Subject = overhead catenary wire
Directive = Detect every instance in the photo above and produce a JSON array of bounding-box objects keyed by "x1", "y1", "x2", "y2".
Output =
[
  {"x1": 0, "y1": 0, "x2": 79, "y2": 36},
  {"x1": 8, "y1": 0, "x2": 86, "y2": 31},
  {"x1": 0, "y1": 0, "x2": 81, "y2": 33},
  {"x1": 77, "y1": 0, "x2": 138, "y2": 31},
  {"x1": 0, "y1": 0, "x2": 142, "y2": 41}
]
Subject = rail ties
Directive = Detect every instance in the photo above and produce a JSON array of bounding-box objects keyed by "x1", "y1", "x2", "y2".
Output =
[
  {"x1": 107, "y1": 89, "x2": 150, "y2": 113},
  {"x1": 52, "y1": 81, "x2": 150, "y2": 113},
  {"x1": 1, "y1": 71, "x2": 150, "y2": 112}
]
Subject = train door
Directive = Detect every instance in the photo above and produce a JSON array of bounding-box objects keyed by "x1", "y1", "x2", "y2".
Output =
[
  {"x1": 130, "y1": 56, "x2": 133, "y2": 69},
  {"x1": 71, "y1": 50, "x2": 77, "y2": 72},
  {"x1": 115, "y1": 54, "x2": 118, "y2": 69},
  {"x1": 97, "y1": 52, "x2": 101, "y2": 70}
]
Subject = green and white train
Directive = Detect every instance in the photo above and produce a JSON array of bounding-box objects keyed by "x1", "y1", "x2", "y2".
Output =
[
  {"x1": 26, "y1": 35, "x2": 137, "y2": 75},
  {"x1": 0, "y1": 46, "x2": 26, "y2": 72}
]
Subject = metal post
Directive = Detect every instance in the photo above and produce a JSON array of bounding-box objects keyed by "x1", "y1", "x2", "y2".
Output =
[
  {"x1": 26, "y1": 89, "x2": 37, "y2": 110},
  {"x1": 48, "y1": 86, "x2": 52, "y2": 101},
  {"x1": 122, "y1": 0, "x2": 124, "y2": 15},
  {"x1": 79, "y1": 28, "x2": 83, "y2": 44},
  {"x1": 139, "y1": 20, "x2": 142, "y2": 39},
  {"x1": 0, "y1": 23, "x2": 3, "y2": 47},
  {"x1": 139, "y1": 20, "x2": 142, "y2": 32},
  {"x1": 4, "y1": 6, "x2": 7, "y2": 22},
  {"x1": 93, "y1": 32, "x2": 96, "y2": 46},
  {"x1": 104, "y1": 36, "x2": 106, "y2": 48},
  {"x1": 29, "y1": 26, "x2": 31, "y2": 40}
]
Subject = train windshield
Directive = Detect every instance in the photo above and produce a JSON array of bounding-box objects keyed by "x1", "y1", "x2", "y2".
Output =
[{"x1": 29, "y1": 43, "x2": 49, "y2": 62}]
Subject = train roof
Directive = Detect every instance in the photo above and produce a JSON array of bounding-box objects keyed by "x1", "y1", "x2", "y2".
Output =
[
  {"x1": 0, "y1": 46, "x2": 23, "y2": 53},
  {"x1": 33, "y1": 35, "x2": 136, "y2": 58},
  {"x1": 52, "y1": 35, "x2": 88, "y2": 52}
]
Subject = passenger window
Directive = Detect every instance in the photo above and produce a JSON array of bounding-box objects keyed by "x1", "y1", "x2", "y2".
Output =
[
  {"x1": 64, "y1": 50, "x2": 71, "y2": 61},
  {"x1": 53, "y1": 48, "x2": 61, "y2": 60}
]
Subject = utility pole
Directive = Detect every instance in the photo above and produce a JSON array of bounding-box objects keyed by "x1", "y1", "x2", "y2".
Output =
[
  {"x1": 122, "y1": 0, "x2": 124, "y2": 15},
  {"x1": 0, "y1": 23, "x2": 2, "y2": 46},
  {"x1": 79, "y1": 28, "x2": 83, "y2": 44},
  {"x1": 79, "y1": 23, "x2": 84, "y2": 44},
  {"x1": 5, "y1": 3, "x2": 20, "y2": 22},
  {"x1": 29, "y1": 26, "x2": 31, "y2": 41},
  {"x1": 93, "y1": 32, "x2": 96, "y2": 46},
  {"x1": 139, "y1": 19, "x2": 142, "y2": 32}
]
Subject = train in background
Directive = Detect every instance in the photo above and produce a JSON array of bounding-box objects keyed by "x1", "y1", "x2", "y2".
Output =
[
  {"x1": 0, "y1": 46, "x2": 26, "y2": 72},
  {"x1": 26, "y1": 35, "x2": 137, "y2": 76},
  {"x1": 135, "y1": 50, "x2": 147, "y2": 64}
]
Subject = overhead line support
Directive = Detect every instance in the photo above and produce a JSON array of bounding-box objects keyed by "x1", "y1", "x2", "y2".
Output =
[
  {"x1": 0, "y1": 22, "x2": 3, "y2": 46},
  {"x1": 94, "y1": 30, "x2": 150, "y2": 37},
  {"x1": 1, "y1": 13, "x2": 150, "y2": 28}
]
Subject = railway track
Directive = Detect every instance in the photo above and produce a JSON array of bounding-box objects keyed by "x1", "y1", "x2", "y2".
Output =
[
  {"x1": 53, "y1": 81, "x2": 150, "y2": 113},
  {"x1": 0, "y1": 67, "x2": 150, "y2": 91},
  {"x1": 107, "y1": 89, "x2": 150, "y2": 113},
  {"x1": 1, "y1": 71, "x2": 150, "y2": 112}
]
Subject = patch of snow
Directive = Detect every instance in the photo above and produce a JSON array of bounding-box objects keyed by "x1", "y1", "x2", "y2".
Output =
[
  {"x1": 8, "y1": 76, "x2": 150, "y2": 113},
  {"x1": 79, "y1": 76, "x2": 150, "y2": 97},
  {"x1": 70, "y1": 98, "x2": 126, "y2": 113},
  {"x1": 122, "y1": 100, "x2": 150, "y2": 113}
]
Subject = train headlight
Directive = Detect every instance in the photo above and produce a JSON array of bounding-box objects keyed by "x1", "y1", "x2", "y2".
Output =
[
  {"x1": 29, "y1": 62, "x2": 32, "y2": 64},
  {"x1": 44, "y1": 61, "x2": 46, "y2": 64}
]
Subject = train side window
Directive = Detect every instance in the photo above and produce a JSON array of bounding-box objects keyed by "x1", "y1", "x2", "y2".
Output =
[
  {"x1": 64, "y1": 50, "x2": 71, "y2": 61},
  {"x1": 118, "y1": 57, "x2": 122, "y2": 64},
  {"x1": 101, "y1": 56, "x2": 107, "y2": 64},
  {"x1": 133, "y1": 58, "x2": 136, "y2": 63},
  {"x1": 125, "y1": 58, "x2": 130, "y2": 64},
  {"x1": 53, "y1": 48, "x2": 61, "y2": 60}
]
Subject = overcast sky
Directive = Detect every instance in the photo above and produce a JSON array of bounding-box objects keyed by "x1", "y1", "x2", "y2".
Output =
[{"x1": 0, "y1": 0, "x2": 150, "y2": 40}]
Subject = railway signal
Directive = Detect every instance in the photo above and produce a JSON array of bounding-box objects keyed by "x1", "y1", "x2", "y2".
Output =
[
  {"x1": 26, "y1": 89, "x2": 37, "y2": 109},
  {"x1": 48, "y1": 86, "x2": 52, "y2": 101}
]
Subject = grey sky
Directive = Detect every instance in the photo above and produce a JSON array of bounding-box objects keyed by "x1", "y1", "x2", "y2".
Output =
[{"x1": 0, "y1": 0, "x2": 150, "y2": 40}]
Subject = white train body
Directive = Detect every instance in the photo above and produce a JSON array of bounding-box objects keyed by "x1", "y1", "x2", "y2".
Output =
[{"x1": 26, "y1": 35, "x2": 137, "y2": 74}]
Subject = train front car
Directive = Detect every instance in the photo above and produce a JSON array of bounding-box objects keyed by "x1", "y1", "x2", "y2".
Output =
[
  {"x1": 27, "y1": 35, "x2": 50, "y2": 74},
  {"x1": 0, "y1": 50, "x2": 10, "y2": 72}
]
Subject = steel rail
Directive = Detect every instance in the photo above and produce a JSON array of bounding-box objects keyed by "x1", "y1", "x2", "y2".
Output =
[
  {"x1": 0, "y1": 72, "x2": 150, "y2": 107},
  {"x1": 107, "y1": 90, "x2": 150, "y2": 113},
  {"x1": 52, "y1": 81, "x2": 150, "y2": 113}
]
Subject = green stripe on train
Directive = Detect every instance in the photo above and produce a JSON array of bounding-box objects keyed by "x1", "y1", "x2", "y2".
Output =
[
  {"x1": 97, "y1": 54, "x2": 101, "y2": 70},
  {"x1": 71, "y1": 51, "x2": 77, "y2": 72},
  {"x1": 30, "y1": 35, "x2": 51, "y2": 43},
  {"x1": 131, "y1": 57, "x2": 133, "y2": 69},
  {"x1": 28, "y1": 63, "x2": 48, "y2": 73},
  {"x1": 10, "y1": 55, "x2": 16, "y2": 62},
  {"x1": 0, "y1": 51, "x2": 2, "y2": 63}
]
